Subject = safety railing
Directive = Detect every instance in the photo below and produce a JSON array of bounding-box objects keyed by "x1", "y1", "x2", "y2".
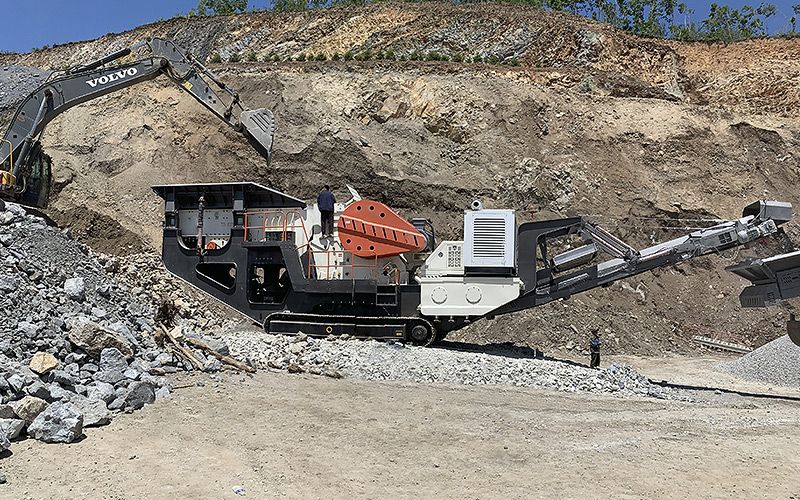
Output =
[{"x1": 244, "y1": 210, "x2": 308, "y2": 243}]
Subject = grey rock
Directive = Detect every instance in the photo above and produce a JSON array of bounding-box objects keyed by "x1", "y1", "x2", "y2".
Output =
[
  {"x1": 90, "y1": 307, "x2": 107, "y2": 319},
  {"x1": 0, "y1": 418, "x2": 24, "y2": 440},
  {"x1": 47, "y1": 383, "x2": 72, "y2": 402},
  {"x1": 63, "y1": 277, "x2": 86, "y2": 302},
  {"x1": 6, "y1": 374, "x2": 25, "y2": 393},
  {"x1": 86, "y1": 382, "x2": 116, "y2": 403},
  {"x1": 99, "y1": 348, "x2": 128, "y2": 372},
  {"x1": 123, "y1": 368, "x2": 141, "y2": 380},
  {"x1": 203, "y1": 357, "x2": 223, "y2": 373},
  {"x1": 27, "y1": 402, "x2": 84, "y2": 443},
  {"x1": 204, "y1": 338, "x2": 230, "y2": 356},
  {"x1": 107, "y1": 321, "x2": 139, "y2": 348},
  {"x1": 71, "y1": 397, "x2": 111, "y2": 427},
  {"x1": 0, "y1": 434, "x2": 9, "y2": 452},
  {"x1": 26, "y1": 380, "x2": 51, "y2": 400},
  {"x1": 0, "y1": 274, "x2": 17, "y2": 292},
  {"x1": 0, "y1": 404, "x2": 16, "y2": 419},
  {"x1": 123, "y1": 381, "x2": 155, "y2": 411},
  {"x1": 93, "y1": 369, "x2": 125, "y2": 385},
  {"x1": 64, "y1": 352, "x2": 86, "y2": 365},
  {"x1": 154, "y1": 352, "x2": 174, "y2": 366},
  {"x1": 154, "y1": 386, "x2": 170, "y2": 400},
  {"x1": 17, "y1": 321, "x2": 39, "y2": 338},
  {"x1": 51, "y1": 369, "x2": 77, "y2": 387},
  {"x1": 81, "y1": 363, "x2": 98, "y2": 373},
  {"x1": 107, "y1": 393, "x2": 127, "y2": 411}
]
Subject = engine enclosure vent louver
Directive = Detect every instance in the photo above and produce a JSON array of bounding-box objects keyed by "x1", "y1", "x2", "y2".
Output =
[{"x1": 464, "y1": 209, "x2": 515, "y2": 268}]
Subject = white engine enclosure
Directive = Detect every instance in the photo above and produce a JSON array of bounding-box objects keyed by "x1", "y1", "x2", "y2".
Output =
[
  {"x1": 417, "y1": 276, "x2": 523, "y2": 316},
  {"x1": 464, "y1": 209, "x2": 516, "y2": 268}
]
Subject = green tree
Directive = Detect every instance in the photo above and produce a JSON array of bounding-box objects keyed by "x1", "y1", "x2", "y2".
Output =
[
  {"x1": 699, "y1": 2, "x2": 774, "y2": 41},
  {"x1": 273, "y1": 0, "x2": 308, "y2": 11},
  {"x1": 191, "y1": 0, "x2": 248, "y2": 15}
]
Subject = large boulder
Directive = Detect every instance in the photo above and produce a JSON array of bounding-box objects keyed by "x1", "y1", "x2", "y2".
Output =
[
  {"x1": 67, "y1": 318, "x2": 133, "y2": 359},
  {"x1": 27, "y1": 402, "x2": 84, "y2": 444},
  {"x1": 12, "y1": 396, "x2": 48, "y2": 426},
  {"x1": 29, "y1": 352, "x2": 59, "y2": 375}
]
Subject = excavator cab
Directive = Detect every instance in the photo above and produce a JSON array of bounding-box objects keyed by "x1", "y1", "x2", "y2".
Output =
[
  {"x1": 0, "y1": 141, "x2": 52, "y2": 208},
  {"x1": 0, "y1": 141, "x2": 51, "y2": 208},
  {"x1": 18, "y1": 143, "x2": 52, "y2": 208}
]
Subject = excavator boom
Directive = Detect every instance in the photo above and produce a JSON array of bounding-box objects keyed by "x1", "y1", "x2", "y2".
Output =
[{"x1": 0, "y1": 38, "x2": 274, "y2": 206}]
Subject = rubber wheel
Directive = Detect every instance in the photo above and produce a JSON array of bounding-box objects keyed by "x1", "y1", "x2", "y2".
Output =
[{"x1": 408, "y1": 322, "x2": 434, "y2": 347}]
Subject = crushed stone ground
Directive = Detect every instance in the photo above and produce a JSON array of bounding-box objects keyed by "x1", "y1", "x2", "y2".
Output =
[{"x1": 226, "y1": 329, "x2": 689, "y2": 400}]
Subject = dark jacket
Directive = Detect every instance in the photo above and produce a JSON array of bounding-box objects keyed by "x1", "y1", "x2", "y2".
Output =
[
  {"x1": 317, "y1": 190, "x2": 335, "y2": 212},
  {"x1": 590, "y1": 336, "x2": 602, "y2": 353}
]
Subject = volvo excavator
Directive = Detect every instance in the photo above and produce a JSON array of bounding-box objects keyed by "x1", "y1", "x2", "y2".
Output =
[
  {"x1": 0, "y1": 37, "x2": 274, "y2": 207},
  {"x1": 3, "y1": 38, "x2": 798, "y2": 347}
]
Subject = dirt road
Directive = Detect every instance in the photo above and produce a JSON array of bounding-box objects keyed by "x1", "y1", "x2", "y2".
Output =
[{"x1": 2, "y1": 358, "x2": 799, "y2": 500}]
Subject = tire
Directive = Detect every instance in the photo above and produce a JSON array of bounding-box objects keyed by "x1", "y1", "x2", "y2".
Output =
[{"x1": 408, "y1": 321, "x2": 435, "y2": 347}]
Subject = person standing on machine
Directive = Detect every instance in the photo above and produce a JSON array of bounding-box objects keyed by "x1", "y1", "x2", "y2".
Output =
[{"x1": 318, "y1": 185, "x2": 336, "y2": 238}]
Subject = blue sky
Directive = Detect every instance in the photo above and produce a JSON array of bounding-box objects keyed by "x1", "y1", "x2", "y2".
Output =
[{"x1": 0, "y1": 0, "x2": 797, "y2": 53}]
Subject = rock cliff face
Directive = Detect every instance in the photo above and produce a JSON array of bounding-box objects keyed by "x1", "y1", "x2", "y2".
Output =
[{"x1": 1, "y1": 3, "x2": 798, "y2": 354}]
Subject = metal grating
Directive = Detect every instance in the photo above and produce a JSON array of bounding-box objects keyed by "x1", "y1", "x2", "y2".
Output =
[{"x1": 471, "y1": 218, "x2": 507, "y2": 259}]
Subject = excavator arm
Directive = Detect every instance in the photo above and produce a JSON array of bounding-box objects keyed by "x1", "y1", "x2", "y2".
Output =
[{"x1": 0, "y1": 38, "x2": 274, "y2": 206}]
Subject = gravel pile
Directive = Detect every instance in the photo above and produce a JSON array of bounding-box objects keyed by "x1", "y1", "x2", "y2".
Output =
[
  {"x1": 0, "y1": 65, "x2": 49, "y2": 111},
  {"x1": 226, "y1": 330, "x2": 687, "y2": 400},
  {"x1": 0, "y1": 203, "x2": 234, "y2": 460},
  {"x1": 719, "y1": 335, "x2": 800, "y2": 387}
]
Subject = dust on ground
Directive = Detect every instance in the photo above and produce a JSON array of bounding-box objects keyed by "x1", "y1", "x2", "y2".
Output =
[{"x1": 1, "y1": 356, "x2": 798, "y2": 500}]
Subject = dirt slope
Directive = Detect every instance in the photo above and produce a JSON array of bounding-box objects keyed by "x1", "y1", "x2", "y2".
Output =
[{"x1": 1, "y1": 3, "x2": 799, "y2": 354}]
